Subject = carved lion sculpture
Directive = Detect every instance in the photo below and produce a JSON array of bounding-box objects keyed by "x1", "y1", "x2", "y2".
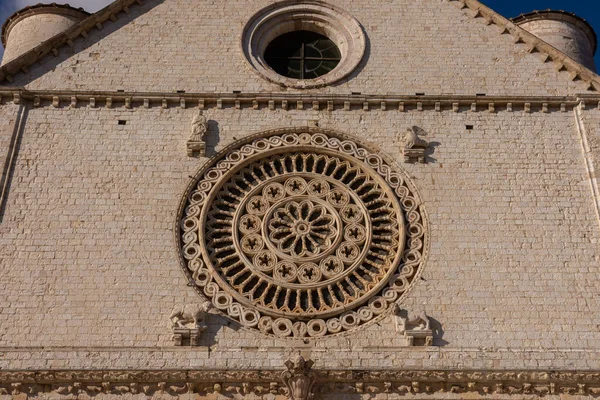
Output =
[
  {"x1": 392, "y1": 304, "x2": 430, "y2": 332},
  {"x1": 169, "y1": 302, "x2": 213, "y2": 329},
  {"x1": 405, "y1": 310, "x2": 430, "y2": 331},
  {"x1": 403, "y1": 126, "x2": 429, "y2": 149}
]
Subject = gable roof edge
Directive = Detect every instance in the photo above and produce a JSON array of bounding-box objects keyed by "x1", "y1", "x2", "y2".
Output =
[
  {"x1": 0, "y1": 0, "x2": 139, "y2": 84},
  {"x1": 455, "y1": 0, "x2": 600, "y2": 91},
  {"x1": 0, "y1": 0, "x2": 598, "y2": 91}
]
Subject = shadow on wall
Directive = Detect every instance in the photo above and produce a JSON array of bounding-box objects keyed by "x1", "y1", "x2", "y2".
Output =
[
  {"x1": 205, "y1": 120, "x2": 220, "y2": 158},
  {"x1": 430, "y1": 316, "x2": 448, "y2": 347},
  {"x1": 5, "y1": 0, "x2": 166, "y2": 87},
  {"x1": 198, "y1": 313, "x2": 240, "y2": 349},
  {"x1": 411, "y1": 125, "x2": 440, "y2": 164},
  {"x1": 331, "y1": 25, "x2": 371, "y2": 88}
]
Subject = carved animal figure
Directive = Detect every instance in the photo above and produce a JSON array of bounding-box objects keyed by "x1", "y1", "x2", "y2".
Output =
[
  {"x1": 404, "y1": 127, "x2": 429, "y2": 149},
  {"x1": 169, "y1": 302, "x2": 212, "y2": 329},
  {"x1": 392, "y1": 304, "x2": 430, "y2": 332},
  {"x1": 406, "y1": 310, "x2": 430, "y2": 331}
]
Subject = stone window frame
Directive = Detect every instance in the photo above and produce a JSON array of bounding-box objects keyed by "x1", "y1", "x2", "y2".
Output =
[{"x1": 241, "y1": 0, "x2": 367, "y2": 89}]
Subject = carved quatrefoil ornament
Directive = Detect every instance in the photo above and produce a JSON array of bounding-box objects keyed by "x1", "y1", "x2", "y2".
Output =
[{"x1": 177, "y1": 128, "x2": 429, "y2": 338}]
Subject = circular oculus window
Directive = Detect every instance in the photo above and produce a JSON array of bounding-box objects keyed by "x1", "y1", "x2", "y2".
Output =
[{"x1": 241, "y1": 1, "x2": 366, "y2": 89}]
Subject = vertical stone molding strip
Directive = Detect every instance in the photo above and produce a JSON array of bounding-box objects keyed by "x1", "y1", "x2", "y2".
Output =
[
  {"x1": 574, "y1": 103, "x2": 600, "y2": 230},
  {"x1": 0, "y1": 103, "x2": 28, "y2": 222}
]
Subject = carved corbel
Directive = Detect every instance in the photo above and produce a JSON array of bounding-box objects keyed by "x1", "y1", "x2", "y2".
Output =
[
  {"x1": 281, "y1": 355, "x2": 316, "y2": 400},
  {"x1": 392, "y1": 304, "x2": 433, "y2": 346},
  {"x1": 187, "y1": 110, "x2": 208, "y2": 157},
  {"x1": 401, "y1": 126, "x2": 429, "y2": 164},
  {"x1": 169, "y1": 301, "x2": 212, "y2": 346}
]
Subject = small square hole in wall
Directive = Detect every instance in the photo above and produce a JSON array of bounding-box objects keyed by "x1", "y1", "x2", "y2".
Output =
[
  {"x1": 118, "y1": 120, "x2": 127, "y2": 125},
  {"x1": 415, "y1": 92, "x2": 425, "y2": 96},
  {"x1": 466, "y1": 125, "x2": 474, "y2": 130},
  {"x1": 117, "y1": 89, "x2": 125, "y2": 93},
  {"x1": 177, "y1": 90, "x2": 186, "y2": 93}
]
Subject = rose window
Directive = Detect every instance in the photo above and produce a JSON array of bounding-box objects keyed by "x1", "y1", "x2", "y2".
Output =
[{"x1": 178, "y1": 129, "x2": 428, "y2": 338}]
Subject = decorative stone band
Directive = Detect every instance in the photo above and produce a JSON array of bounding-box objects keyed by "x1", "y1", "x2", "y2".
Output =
[
  {"x1": 1, "y1": 369, "x2": 600, "y2": 397},
  {"x1": 0, "y1": 89, "x2": 593, "y2": 113}
]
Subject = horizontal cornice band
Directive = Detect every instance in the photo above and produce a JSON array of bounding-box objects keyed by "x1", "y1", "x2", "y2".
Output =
[{"x1": 0, "y1": 88, "x2": 599, "y2": 112}]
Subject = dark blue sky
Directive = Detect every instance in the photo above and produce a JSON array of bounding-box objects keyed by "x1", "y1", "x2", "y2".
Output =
[{"x1": 480, "y1": 0, "x2": 600, "y2": 66}]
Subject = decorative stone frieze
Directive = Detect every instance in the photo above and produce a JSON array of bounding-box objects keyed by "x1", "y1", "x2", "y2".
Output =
[
  {"x1": 177, "y1": 127, "x2": 429, "y2": 339},
  {"x1": 2, "y1": 369, "x2": 600, "y2": 398}
]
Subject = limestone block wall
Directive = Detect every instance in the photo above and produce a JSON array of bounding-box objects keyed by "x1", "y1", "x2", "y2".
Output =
[
  {"x1": 12, "y1": 0, "x2": 591, "y2": 96},
  {"x1": 0, "y1": 103, "x2": 599, "y2": 371}
]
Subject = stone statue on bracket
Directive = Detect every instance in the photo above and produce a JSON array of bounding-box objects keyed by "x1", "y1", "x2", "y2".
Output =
[
  {"x1": 392, "y1": 304, "x2": 433, "y2": 347},
  {"x1": 187, "y1": 110, "x2": 208, "y2": 157},
  {"x1": 281, "y1": 355, "x2": 316, "y2": 400},
  {"x1": 401, "y1": 126, "x2": 429, "y2": 164},
  {"x1": 169, "y1": 301, "x2": 213, "y2": 346}
]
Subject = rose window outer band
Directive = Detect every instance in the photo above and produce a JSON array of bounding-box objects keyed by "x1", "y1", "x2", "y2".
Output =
[{"x1": 177, "y1": 129, "x2": 428, "y2": 338}]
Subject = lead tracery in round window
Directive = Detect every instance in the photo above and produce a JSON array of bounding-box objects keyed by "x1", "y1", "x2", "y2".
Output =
[
  {"x1": 264, "y1": 31, "x2": 341, "y2": 79},
  {"x1": 178, "y1": 129, "x2": 428, "y2": 339}
]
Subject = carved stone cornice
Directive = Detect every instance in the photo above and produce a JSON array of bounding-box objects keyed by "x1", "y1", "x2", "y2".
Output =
[
  {"x1": 1, "y1": 369, "x2": 600, "y2": 397},
  {"x1": 0, "y1": 88, "x2": 594, "y2": 113}
]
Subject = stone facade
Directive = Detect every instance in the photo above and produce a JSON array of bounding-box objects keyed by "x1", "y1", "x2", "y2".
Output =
[{"x1": 0, "y1": 0, "x2": 600, "y2": 399}]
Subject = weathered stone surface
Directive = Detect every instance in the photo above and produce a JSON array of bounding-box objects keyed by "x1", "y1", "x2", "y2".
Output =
[
  {"x1": 0, "y1": 0, "x2": 599, "y2": 398},
  {"x1": 9, "y1": 0, "x2": 593, "y2": 95}
]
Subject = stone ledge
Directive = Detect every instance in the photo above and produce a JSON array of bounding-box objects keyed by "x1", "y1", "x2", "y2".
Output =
[{"x1": 0, "y1": 88, "x2": 593, "y2": 113}]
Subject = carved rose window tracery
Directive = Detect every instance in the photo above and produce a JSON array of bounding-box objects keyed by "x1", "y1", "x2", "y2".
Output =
[{"x1": 178, "y1": 129, "x2": 428, "y2": 338}]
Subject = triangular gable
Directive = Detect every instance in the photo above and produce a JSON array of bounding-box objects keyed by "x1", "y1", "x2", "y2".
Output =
[
  {"x1": 0, "y1": 0, "x2": 138, "y2": 83},
  {"x1": 0, "y1": 0, "x2": 598, "y2": 93}
]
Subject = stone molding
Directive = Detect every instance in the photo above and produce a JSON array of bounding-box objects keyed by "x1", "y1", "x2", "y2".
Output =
[
  {"x1": 1, "y1": 369, "x2": 600, "y2": 397},
  {"x1": 574, "y1": 103, "x2": 600, "y2": 231},
  {"x1": 0, "y1": 0, "x2": 598, "y2": 91},
  {"x1": 0, "y1": 89, "x2": 595, "y2": 113}
]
